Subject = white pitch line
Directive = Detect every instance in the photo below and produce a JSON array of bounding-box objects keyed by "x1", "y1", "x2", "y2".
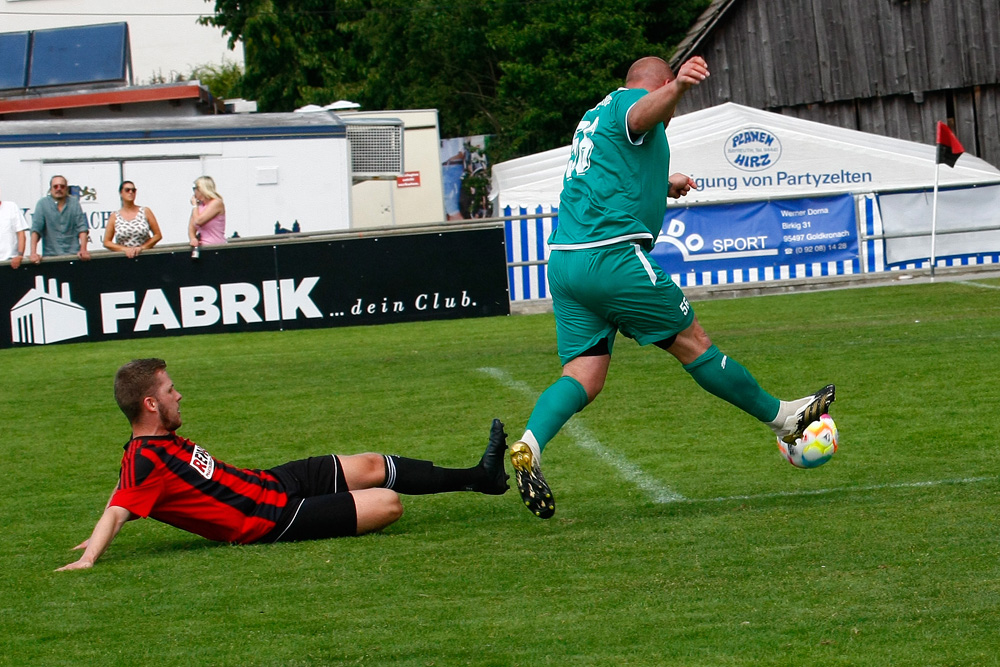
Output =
[
  {"x1": 682, "y1": 475, "x2": 997, "y2": 504},
  {"x1": 957, "y1": 280, "x2": 1000, "y2": 290},
  {"x1": 477, "y1": 367, "x2": 686, "y2": 503}
]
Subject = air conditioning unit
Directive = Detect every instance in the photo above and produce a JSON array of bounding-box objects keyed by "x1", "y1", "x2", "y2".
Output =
[{"x1": 342, "y1": 118, "x2": 405, "y2": 181}]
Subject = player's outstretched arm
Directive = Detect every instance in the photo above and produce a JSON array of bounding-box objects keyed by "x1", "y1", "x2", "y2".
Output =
[
  {"x1": 70, "y1": 483, "x2": 123, "y2": 551},
  {"x1": 628, "y1": 56, "x2": 709, "y2": 135},
  {"x1": 56, "y1": 505, "x2": 134, "y2": 571}
]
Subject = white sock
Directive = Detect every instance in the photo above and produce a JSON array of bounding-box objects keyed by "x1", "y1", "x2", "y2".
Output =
[
  {"x1": 519, "y1": 430, "x2": 542, "y2": 461},
  {"x1": 767, "y1": 396, "x2": 811, "y2": 433}
]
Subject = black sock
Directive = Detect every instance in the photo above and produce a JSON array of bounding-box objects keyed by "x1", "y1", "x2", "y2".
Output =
[{"x1": 382, "y1": 455, "x2": 482, "y2": 494}]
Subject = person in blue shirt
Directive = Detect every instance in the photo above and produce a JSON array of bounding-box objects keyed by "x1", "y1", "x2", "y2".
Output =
[{"x1": 30, "y1": 174, "x2": 90, "y2": 263}]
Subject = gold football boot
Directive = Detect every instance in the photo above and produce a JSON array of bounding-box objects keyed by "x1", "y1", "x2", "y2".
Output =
[{"x1": 510, "y1": 441, "x2": 555, "y2": 519}]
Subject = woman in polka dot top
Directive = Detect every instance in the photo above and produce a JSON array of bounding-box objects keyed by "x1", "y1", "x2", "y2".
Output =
[{"x1": 102, "y1": 181, "x2": 163, "y2": 259}]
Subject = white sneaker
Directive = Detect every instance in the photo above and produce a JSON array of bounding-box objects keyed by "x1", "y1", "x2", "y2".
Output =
[{"x1": 771, "y1": 384, "x2": 836, "y2": 444}]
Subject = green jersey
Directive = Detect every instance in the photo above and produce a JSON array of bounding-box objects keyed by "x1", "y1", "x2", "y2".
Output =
[{"x1": 552, "y1": 87, "x2": 670, "y2": 250}]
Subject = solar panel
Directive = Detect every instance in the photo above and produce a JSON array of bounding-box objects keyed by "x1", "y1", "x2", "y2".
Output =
[
  {"x1": 0, "y1": 31, "x2": 31, "y2": 91},
  {"x1": 27, "y1": 22, "x2": 131, "y2": 89}
]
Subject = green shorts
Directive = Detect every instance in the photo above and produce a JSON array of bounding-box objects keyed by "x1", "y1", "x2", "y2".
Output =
[{"x1": 549, "y1": 243, "x2": 695, "y2": 364}]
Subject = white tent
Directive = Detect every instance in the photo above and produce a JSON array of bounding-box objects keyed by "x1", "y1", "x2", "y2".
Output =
[{"x1": 491, "y1": 102, "x2": 1000, "y2": 210}]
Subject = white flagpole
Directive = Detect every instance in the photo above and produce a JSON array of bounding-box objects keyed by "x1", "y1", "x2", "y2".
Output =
[{"x1": 930, "y1": 160, "x2": 940, "y2": 281}]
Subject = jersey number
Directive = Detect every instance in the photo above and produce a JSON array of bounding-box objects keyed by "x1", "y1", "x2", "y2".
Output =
[{"x1": 565, "y1": 117, "x2": 600, "y2": 179}]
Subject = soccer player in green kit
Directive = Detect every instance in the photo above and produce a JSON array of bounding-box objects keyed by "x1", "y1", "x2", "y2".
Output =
[{"x1": 509, "y1": 56, "x2": 835, "y2": 518}]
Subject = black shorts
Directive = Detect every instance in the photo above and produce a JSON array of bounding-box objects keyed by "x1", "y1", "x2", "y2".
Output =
[{"x1": 259, "y1": 455, "x2": 359, "y2": 543}]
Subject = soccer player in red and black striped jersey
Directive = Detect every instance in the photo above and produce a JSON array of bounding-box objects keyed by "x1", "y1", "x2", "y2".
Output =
[{"x1": 57, "y1": 358, "x2": 509, "y2": 571}]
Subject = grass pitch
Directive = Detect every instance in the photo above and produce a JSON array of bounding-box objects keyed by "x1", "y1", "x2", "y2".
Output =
[{"x1": 2, "y1": 277, "x2": 1000, "y2": 666}]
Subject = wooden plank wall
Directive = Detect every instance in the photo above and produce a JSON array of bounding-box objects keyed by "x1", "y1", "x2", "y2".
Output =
[
  {"x1": 675, "y1": 0, "x2": 1000, "y2": 166},
  {"x1": 975, "y1": 86, "x2": 1000, "y2": 167}
]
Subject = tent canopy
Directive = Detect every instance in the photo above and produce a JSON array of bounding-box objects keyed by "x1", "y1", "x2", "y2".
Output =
[{"x1": 492, "y1": 102, "x2": 1000, "y2": 210}]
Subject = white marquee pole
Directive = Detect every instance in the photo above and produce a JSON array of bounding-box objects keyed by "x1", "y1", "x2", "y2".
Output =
[{"x1": 930, "y1": 162, "x2": 941, "y2": 281}]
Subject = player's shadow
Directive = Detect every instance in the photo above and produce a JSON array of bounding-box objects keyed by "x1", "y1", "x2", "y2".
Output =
[{"x1": 111, "y1": 535, "x2": 223, "y2": 559}]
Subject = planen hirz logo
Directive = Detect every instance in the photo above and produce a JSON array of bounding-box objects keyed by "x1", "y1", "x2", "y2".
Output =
[{"x1": 724, "y1": 127, "x2": 782, "y2": 171}]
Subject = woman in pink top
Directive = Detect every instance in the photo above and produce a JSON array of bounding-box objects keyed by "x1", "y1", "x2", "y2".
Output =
[{"x1": 188, "y1": 176, "x2": 227, "y2": 247}]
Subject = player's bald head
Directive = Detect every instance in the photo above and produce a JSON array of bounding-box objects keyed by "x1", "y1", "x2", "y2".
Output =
[{"x1": 625, "y1": 57, "x2": 674, "y2": 89}]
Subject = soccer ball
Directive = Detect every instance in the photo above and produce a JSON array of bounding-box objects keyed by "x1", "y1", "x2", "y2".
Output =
[{"x1": 777, "y1": 414, "x2": 838, "y2": 469}]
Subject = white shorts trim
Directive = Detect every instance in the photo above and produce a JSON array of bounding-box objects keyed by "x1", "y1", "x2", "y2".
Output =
[
  {"x1": 549, "y1": 232, "x2": 654, "y2": 251},
  {"x1": 634, "y1": 244, "x2": 657, "y2": 285},
  {"x1": 272, "y1": 498, "x2": 305, "y2": 542}
]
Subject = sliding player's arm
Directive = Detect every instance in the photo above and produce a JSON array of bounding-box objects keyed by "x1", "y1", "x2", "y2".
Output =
[
  {"x1": 57, "y1": 484, "x2": 136, "y2": 571},
  {"x1": 56, "y1": 504, "x2": 135, "y2": 571}
]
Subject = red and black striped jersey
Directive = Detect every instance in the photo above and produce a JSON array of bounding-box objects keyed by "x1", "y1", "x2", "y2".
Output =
[{"x1": 111, "y1": 434, "x2": 289, "y2": 544}]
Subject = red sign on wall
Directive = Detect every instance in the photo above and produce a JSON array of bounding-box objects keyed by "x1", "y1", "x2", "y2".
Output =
[{"x1": 396, "y1": 171, "x2": 421, "y2": 188}]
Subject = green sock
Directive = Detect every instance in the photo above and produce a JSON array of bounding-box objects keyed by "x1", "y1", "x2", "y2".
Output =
[
  {"x1": 525, "y1": 376, "x2": 590, "y2": 452},
  {"x1": 683, "y1": 345, "x2": 780, "y2": 422}
]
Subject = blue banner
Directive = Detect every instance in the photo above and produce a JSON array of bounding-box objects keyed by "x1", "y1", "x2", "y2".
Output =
[{"x1": 650, "y1": 194, "x2": 857, "y2": 280}]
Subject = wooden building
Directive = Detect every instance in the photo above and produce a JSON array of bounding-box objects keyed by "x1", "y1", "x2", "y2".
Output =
[{"x1": 670, "y1": 0, "x2": 1000, "y2": 167}]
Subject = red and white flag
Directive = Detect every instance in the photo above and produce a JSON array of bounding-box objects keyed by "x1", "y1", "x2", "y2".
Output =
[{"x1": 935, "y1": 121, "x2": 964, "y2": 168}]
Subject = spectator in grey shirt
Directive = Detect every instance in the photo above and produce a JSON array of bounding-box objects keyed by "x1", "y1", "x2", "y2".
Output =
[{"x1": 30, "y1": 175, "x2": 90, "y2": 263}]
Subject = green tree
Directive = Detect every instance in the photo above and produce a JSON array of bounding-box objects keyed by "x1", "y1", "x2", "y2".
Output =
[
  {"x1": 204, "y1": 0, "x2": 710, "y2": 159},
  {"x1": 352, "y1": 1, "x2": 499, "y2": 141},
  {"x1": 203, "y1": 0, "x2": 371, "y2": 111},
  {"x1": 486, "y1": 0, "x2": 711, "y2": 160},
  {"x1": 486, "y1": 1, "x2": 645, "y2": 159},
  {"x1": 189, "y1": 61, "x2": 244, "y2": 100}
]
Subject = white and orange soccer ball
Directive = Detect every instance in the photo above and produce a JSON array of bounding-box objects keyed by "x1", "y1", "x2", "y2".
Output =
[{"x1": 777, "y1": 414, "x2": 838, "y2": 469}]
